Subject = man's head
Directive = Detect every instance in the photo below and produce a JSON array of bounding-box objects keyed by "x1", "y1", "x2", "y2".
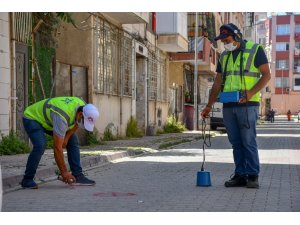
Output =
[
  {"x1": 76, "y1": 104, "x2": 100, "y2": 132},
  {"x1": 214, "y1": 23, "x2": 243, "y2": 51}
]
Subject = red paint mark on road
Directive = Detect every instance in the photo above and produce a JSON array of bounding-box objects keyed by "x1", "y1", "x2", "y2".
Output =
[{"x1": 93, "y1": 192, "x2": 136, "y2": 197}]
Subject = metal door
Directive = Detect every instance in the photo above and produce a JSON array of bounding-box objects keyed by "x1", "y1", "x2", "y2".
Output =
[{"x1": 15, "y1": 42, "x2": 28, "y2": 140}]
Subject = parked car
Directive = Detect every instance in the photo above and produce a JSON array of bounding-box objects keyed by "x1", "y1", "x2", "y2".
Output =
[{"x1": 210, "y1": 102, "x2": 225, "y2": 130}]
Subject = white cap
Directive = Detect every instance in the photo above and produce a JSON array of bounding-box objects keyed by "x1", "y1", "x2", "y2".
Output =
[{"x1": 82, "y1": 104, "x2": 99, "y2": 132}]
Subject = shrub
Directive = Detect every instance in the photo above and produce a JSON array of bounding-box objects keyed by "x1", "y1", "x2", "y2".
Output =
[
  {"x1": 86, "y1": 130, "x2": 103, "y2": 145},
  {"x1": 126, "y1": 116, "x2": 143, "y2": 138},
  {"x1": 0, "y1": 132, "x2": 30, "y2": 155},
  {"x1": 102, "y1": 128, "x2": 116, "y2": 141},
  {"x1": 163, "y1": 115, "x2": 186, "y2": 133}
]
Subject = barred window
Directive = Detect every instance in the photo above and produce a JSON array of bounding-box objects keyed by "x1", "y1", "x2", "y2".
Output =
[
  {"x1": 121, "y1": 33, "x2": 133, "y2": 96},
  {"x1": 148, "y1": 51, "x2": 167, "y2": 102},
  {"x1": 148, "y1": 51, "x2": 158, "y2": 100},
  {"x1": 94, "y1": 18, "x2": 119, "y2": 95}
]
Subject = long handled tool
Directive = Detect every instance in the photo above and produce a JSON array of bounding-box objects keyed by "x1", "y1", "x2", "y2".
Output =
[{"x1": 196, "y1": 118, "x2": 212, "y2": 187}]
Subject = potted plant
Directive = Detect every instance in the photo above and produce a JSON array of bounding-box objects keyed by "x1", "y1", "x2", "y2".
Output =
[{"x1": 185, "y1": 91, "x2": 191, "y2": 103}]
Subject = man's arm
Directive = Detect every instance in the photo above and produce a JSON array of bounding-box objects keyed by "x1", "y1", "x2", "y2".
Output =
[
  {"x1": 53, "y1": 134, "x2": 76, "y2": 184},
  {"x1": 201, "y1": 73, "x2": 223, "y2": 118},
  {"x1": 50, "y1": 112, "x2": 76, "y2": 184},
  {"x1": 62, "y1": 124, "x2": 78, "y2": 148}
]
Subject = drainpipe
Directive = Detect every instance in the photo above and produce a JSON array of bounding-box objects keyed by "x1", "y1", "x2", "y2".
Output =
[
  {"x1": 193, "y1": 12, "x2": 198, "y2": 131},
  {"x1": 145, "y1": 57, "x2": 149, "y2": 134},
  {"x1": 131, "y1": 39, "x2": 136, "y2": 117},
  {"x1": 119, "y1": 43, "x2": 123, "y2": 135},
  {"x1": 9, "y1": 12, "x2": 16, "y2": 132}
]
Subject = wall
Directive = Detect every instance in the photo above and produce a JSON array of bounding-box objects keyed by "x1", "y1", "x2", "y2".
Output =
[
  {"x1": 0, "y1": 12, "x2": 11, "y2": 136},
  {"x1": 168, "y1": 62, "x2": 184, "y2": 122},
  {"x1": 56, "y1": 13, "x2": 93, "y2": 101},
  {"x1": 92, "y1": 94, "x2": 133, "y2": 137}
]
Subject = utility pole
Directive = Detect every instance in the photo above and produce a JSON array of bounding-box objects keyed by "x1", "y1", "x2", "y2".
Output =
[{"x1": 193, "y1": 12, "x2": 198, "y2": 131}]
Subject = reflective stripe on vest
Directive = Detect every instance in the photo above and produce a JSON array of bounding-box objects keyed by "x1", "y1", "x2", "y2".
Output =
[
  {"x1": 223, "y1": 70, "x2": 260, "y2": 78},
  {"x1": 43, "y1": 98, "x2": 71, "y2": 127}
]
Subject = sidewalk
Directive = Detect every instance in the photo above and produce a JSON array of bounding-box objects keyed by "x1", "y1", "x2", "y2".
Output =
[{"x1": 0, "y1": 132, "x2": 204, "y2": 193}]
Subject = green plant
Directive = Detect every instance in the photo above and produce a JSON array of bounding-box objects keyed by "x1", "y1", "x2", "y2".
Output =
[
  {"x1": 86, "y1": 130, "x2": 103, "y2": 145},
  {"x1": 163, "y1": 115, "x2": 186, "y2": 133},
  {"x1": 0, "y1": 132, "x2": 30, "y2": 155},
  {"x1": 156, "y1": 128, "x2": 165, "y2": 135},
  {"x1": 103, "y1": 128, "x2": 117, "y2": 141},
  {"x1": 158, "y1": 138, "x2": 191, "y2": 149},
  {"x1": 126, "y1": 116, "x2": 143, "y2": 138}
]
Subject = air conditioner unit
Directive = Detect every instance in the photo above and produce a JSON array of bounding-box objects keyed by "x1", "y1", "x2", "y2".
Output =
[{"x1": 295, "y1": 48, "x2": 300, "y2": 56}]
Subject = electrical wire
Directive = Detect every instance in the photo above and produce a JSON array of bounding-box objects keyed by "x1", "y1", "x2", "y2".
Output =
[{"x1": 201, "y1": 117, "x2": 211, "y2": 171}]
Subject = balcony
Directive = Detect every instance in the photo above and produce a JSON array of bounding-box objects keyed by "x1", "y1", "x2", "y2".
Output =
[
  {"x1": 156, "y1": 12, "x2": 188, "y2": 52},
  {"x1": 169, "y1": 37, "x2": 217, "y2": 74},
  {"x1": 100, "y1": 12, "x2": 149, "y2": 25},
  {"x1": 157, "y1": 34, "x2": 188, "y2": 52}
]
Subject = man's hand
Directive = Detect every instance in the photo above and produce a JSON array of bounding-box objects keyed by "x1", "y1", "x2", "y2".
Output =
[
  {"x1": 239, "y1": 90, "x2": 255, "y2": 104},
  {"x1": 201, "y1": 106, "x2": 212, "y2": 119},
  {"x1": 61, "y1": 171, "x2": 76, "y2": 184}
]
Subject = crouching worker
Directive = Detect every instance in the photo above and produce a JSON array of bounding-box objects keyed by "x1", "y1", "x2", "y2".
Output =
[{"x1": 21, "y1": 96, "x2": 99, "y2": 189}]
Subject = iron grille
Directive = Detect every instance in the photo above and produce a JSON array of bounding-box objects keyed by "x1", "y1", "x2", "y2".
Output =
[{"x1": 13, "y1": 12, "x2": 32, "y2": 44}]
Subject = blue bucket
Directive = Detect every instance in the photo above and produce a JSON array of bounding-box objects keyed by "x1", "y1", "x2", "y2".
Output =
[{"x1": 196, "y1": 171, "x2": 212, "y2": 186}]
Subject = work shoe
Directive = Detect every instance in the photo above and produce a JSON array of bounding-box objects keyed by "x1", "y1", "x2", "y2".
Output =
[
  {"x1": 224, "y1": 174, "x2": 247, "y2": 187},
  {"x1": 21, "y1": 178, "x2": 38, "y2": 189},
  {"x1": 247, "y1": 175, "x2": 259, "y2": 189},
  {"x1": 73, "y1": 174, "x2": 96, "y2": 186}
]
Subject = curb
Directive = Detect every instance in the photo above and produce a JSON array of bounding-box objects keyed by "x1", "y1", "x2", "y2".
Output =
[{"x1": 2, "y1": 149, "x2": 147, "y2": 193}]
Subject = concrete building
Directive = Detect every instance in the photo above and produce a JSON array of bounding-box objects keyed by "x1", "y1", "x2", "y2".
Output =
[
  {"x1": 268, "y1": 14, "x2": 300, "y2": 115},
  {"x1": 55, "y1": 12, "x2": 176, "y2": 138}
]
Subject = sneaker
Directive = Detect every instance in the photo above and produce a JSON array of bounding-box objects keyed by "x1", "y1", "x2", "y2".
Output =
[
  {"x1": 247, "y1": 175, "x2": 259, "y2": 188},
  {"x1": 73, "y1": 174, "x2": 96, "y2": 186},
  {"x1": 224, "y1": 174, "x2": 247, "y2": 187},
  {"x1": 21, "y1": 178, "x2": 38, "y2": 189}
]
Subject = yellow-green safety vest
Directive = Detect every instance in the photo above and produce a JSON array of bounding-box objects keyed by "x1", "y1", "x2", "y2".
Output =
[
  {"x1": 24, "y1": 97, "x2": 86, "y2": 131},
  {"x1": 220, "y1": 41, "x2": 262, "y2": 102}
]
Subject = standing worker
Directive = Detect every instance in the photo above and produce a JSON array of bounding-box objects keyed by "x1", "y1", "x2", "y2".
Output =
[
  {"x1": 21, "y1": 96, "x2": 100, "y2": 189},
  {"x1": 201, "y1": 23, "x2": 271, "y2": 188}
]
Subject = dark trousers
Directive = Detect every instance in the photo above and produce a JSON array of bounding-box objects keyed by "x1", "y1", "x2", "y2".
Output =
[{"x1": 23, "y1": 118, "x2": 82, "y2": 180}]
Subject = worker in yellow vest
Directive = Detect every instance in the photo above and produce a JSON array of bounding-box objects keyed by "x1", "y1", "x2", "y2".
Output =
[
  {"x1": 201, "y1": 23, "x2": 271, "y2": 189},
  {"x1": 21, "y1": 96, "x2": 99, "y2": 189}
]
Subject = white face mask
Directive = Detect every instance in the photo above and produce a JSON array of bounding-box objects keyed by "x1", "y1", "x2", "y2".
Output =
[
  {"x1": 76, "y1": 118, "x2": 85, "y2": 129},
  {"x1": 224, "y1": 42, "x2": 237, "y2": 51}
]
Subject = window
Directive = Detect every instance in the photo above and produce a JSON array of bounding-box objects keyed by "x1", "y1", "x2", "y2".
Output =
[
  {"x1": 121, "y1": 34, "x2": 133, "y2": 96},
  {"x1": 295, "y1": 78, "x2": 300, "y2": 86},
  {"x1": 148, "y1": 51, "x2": 167, "y2": 102},
  {"x1": 276, "y1": 42, "x2": 289, "y2": 51},
  {"x1": 294, "y1": 59, "x2": 300, "y2": 72},
  {"x1": 296, "y1": 42, "x2": 300, "y2": 50},
  {"x1": 276, "y1": 60, "x2": 289, "y2": 69},
  {"x1": 295, "y1": 24, "x2": 300, "y2": 33},
  {"x1": 277, "y1": 24, "x2": 290, "y2": 35},
  {"x1": 275, "y1": 77, "x2": 289, "y2": 88},
  {"x1": 94, "y1": 18, "x2": 119, "y2": 95},
  {"x1": 245, "y1": 28, "x2": 252, "y2": 37}
]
